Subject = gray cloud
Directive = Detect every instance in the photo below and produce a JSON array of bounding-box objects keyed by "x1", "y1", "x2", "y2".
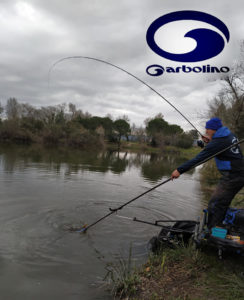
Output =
[{"x1": 0, "y1": 0, "x2": 243, "y2": 130}]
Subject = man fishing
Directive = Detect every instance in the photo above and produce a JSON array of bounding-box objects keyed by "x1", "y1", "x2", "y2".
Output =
[{"x1": 171, "y1": 117, "x2": 244, "y2": 229}]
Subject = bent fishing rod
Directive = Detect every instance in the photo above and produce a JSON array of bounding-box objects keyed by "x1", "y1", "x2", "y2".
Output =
[
  {"x1": 78, "y1": 138, "x2": 244, "y2": 233},
  {"x1": 48, "y1": 56, "x2": 202, "y2": 137}
]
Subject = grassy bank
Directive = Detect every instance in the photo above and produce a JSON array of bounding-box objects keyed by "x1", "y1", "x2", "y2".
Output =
[
  {"x1": 1, "y1": 136, "x2": 200, "y2": 157},
  {"x1": 107, "y1": 141, "x2": 199, "y2": 158},
  {"x1": 107, "y1": 244, "x2": 244, "y2": 300}
]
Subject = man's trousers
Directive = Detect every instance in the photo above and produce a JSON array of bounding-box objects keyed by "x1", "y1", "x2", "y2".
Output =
[{"x1": 207, "y1": 171, "x2": 244, "y2": 229}]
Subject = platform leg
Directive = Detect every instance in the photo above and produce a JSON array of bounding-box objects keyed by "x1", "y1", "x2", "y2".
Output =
[{"x1": 218, "y1": 248, "x2": 223, "y2": 260}]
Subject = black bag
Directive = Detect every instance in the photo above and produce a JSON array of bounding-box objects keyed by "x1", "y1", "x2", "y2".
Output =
[
  {"x1": 149, "y1": 221, "x2": 197, "y2": 253},
  {"x1": 224, "y1": 208, "x2": 244, "y2": 236}
]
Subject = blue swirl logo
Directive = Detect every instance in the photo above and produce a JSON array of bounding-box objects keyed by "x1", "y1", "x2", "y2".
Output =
[
  {"x1": 146, "y1": 11, "x2": 230, "y2": 62},
  {"x1": 146, "y1": 65, "x2": 164, "y2": 76}
]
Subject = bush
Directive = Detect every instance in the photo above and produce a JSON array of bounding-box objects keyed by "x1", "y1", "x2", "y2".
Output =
[
  {"x1": 67, "y1": 131, "x2": 103, "y2": 148},
  {"x1": 42, "y1": 125, "x2": 65, "y2": 144},
  {"x1": 0, "y1": 120, "x2": 33, "y2": 143},
  {"x1": 173, "y1": 133, "x2": 194, "y2": 149}
]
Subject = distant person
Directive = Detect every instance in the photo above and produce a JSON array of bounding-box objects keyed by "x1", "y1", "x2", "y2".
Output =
[{"x1": 171, "y1": 117, "x2": 244, "y2": 229}]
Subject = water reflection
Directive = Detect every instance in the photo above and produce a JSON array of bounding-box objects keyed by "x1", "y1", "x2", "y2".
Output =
[
  {"x1": 0, "y1": 144, "x2": 203, "y2": 300},
  {"x1": 0, "y1": 144, "x2": 193, "y2": 182}
]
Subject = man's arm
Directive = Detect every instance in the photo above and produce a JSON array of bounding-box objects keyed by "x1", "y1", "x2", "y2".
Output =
[{"x1": 171, "y1": 138, "x2": 227, "y2": 179}]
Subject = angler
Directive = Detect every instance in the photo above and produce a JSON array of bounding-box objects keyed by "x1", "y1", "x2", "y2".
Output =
[{"x1": 171, "y1": 117, "x2": 244, "y2": 230}]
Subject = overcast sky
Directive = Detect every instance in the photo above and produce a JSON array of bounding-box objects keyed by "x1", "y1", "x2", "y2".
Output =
[{"x1": 0, "y1": 0, "x2": 243, "y2": 131}]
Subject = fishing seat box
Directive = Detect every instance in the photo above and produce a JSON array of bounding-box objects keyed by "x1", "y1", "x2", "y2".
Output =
[{"x1": 224, "y1": 208, "x2": 244, "y2": 237}]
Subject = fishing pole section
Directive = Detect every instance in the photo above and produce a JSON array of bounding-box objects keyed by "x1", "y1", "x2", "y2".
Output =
[
  {"x1": 48, "y1": 56, "x2": 203, "y2": 137},
  {"x1": 78, "y1": 138, "x2": 244, "y2": 233},
  {"x1": 115, "y1": 214, "x2": 199, "y2": 234}
]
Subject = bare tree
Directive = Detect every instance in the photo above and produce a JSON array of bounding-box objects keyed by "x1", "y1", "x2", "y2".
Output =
[
  {"x1": 120, "y1": 114, "x2": 130, "y2": 122},
  {"x1": 0, "y1": 102, "x2": 3, "y2": 117},
  {"x1": 69, "y1": 103, "x2": 76, "y2": 117},
  {"x1": 208, "y1": 43, "x2": 244, "y2": 138},
  {"x1": 6, "y1": 98, "x2": 20, "y2": 120},
  {"x1": 19, "y1": 103, "x2": 36, "y2": 118},
  {"x1": 105, "y1": 113, "x2": 113, "y2": 120}
]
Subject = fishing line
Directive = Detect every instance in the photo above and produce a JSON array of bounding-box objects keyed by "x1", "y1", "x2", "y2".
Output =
[{"x1": 48, "y1": 56, "x2": 203, "y2": 136}]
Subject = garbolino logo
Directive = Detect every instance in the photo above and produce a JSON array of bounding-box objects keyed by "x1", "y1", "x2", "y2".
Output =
[
  {"x1": 146, "y1": 64, "x2": 230, "y2": 76},
  {"x1": 146, "y1": 10, "x2": 230, "y2": 62}
]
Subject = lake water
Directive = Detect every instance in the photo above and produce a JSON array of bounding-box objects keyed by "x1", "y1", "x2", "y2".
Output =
[{"x1": 0, "y1": 144, "x2": 204, "y2": 300}]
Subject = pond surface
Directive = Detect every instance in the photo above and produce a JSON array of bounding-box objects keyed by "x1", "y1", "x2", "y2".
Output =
[{"x1": 0, "y1": 144, "x2": 204, "y2": 300}]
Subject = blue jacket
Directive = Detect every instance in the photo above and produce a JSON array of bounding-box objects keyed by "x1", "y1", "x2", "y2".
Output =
[{"x1": 177, "y1": 127, "x2": 243, "y2": 174}]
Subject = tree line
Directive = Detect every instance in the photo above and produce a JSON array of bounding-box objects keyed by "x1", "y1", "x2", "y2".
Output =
[
  {"x1": 0, "y1": 99, "x2": 195, "y2": 149},
  {"x1": 206, "y1": 42, "x2": 244, "y2": 139},
  {"x1": 2, "y1": 46, "x2": 243, "y2": 150}
]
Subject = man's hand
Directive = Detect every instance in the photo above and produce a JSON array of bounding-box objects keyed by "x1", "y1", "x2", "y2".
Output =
[
  {"x1": 171, "y1": 169, "x2": 180, "y2": 180},
  {"x1": 201, "y1": 135, "x2": 210, "y2": 143}
]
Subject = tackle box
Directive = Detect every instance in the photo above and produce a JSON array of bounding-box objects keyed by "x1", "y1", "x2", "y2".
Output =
[{"x1": 211, "y1": 227, "x2": 227, "y2": 239}]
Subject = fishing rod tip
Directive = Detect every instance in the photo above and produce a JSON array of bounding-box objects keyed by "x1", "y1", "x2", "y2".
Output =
[{"x1": 77, "y1": 224, "x2": 88, "y2": 233}]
